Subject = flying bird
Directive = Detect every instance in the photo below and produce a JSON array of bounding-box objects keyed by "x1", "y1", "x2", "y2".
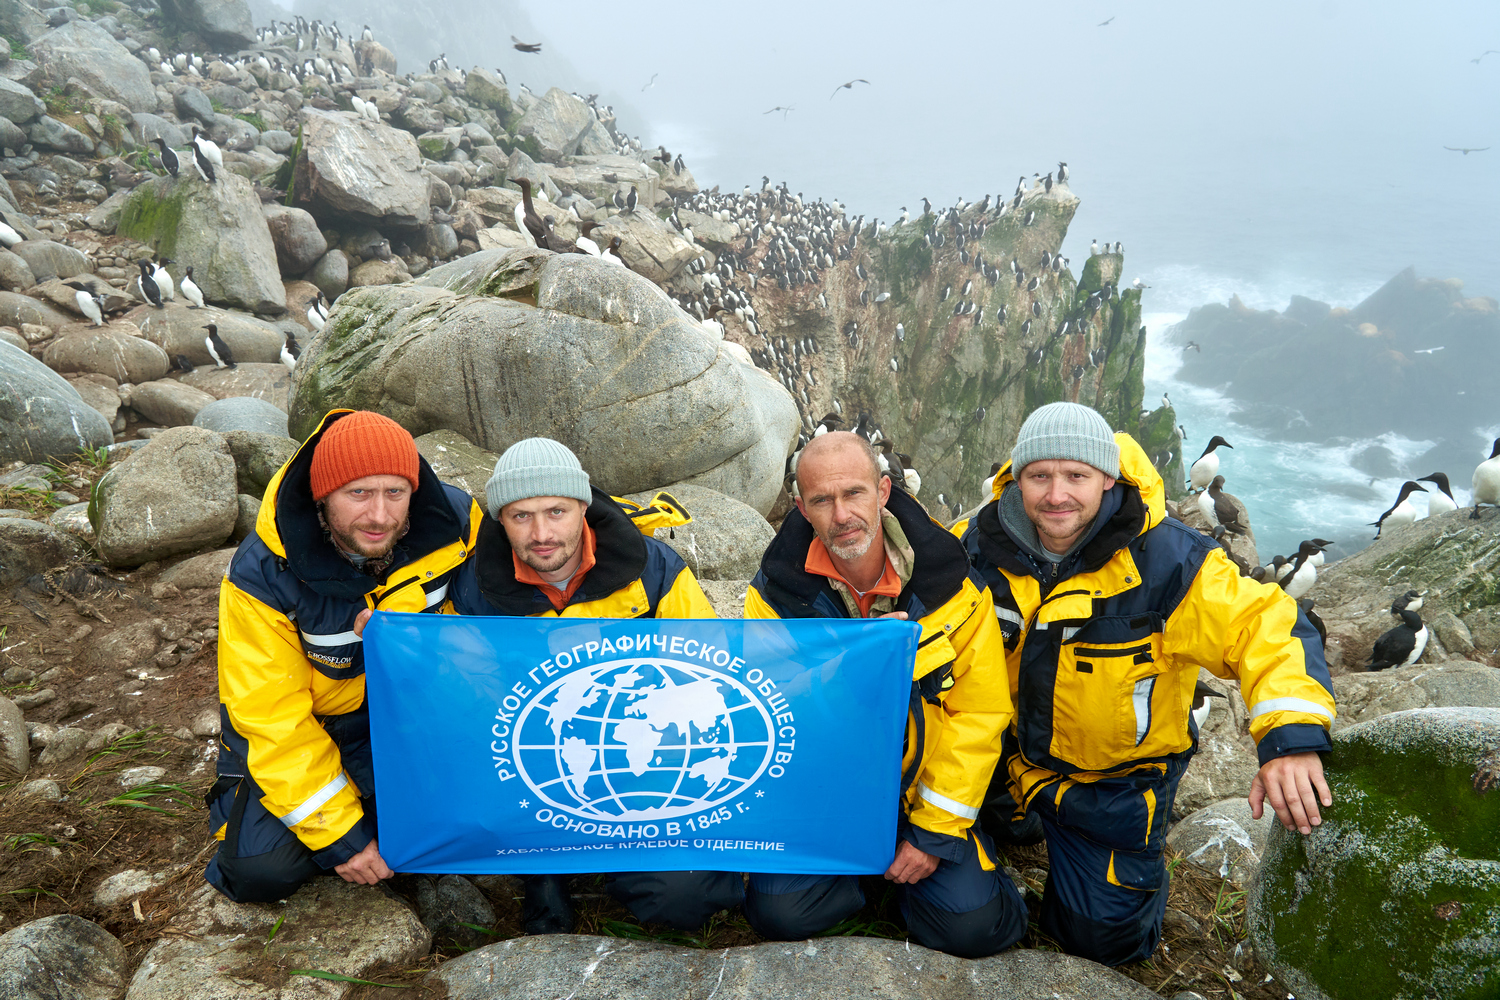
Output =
[
  {"x1": 511, "y1": 36, "x2": 541, "y2": 53},
  {"x1": 763, "y1": 105, "x2": 794, "y2": 119},
  {"x1": 1471, "y1": 50, "x2": 1499, "y2": 63},
  {"x1": 1444, "y1": 146, "x2": 1490, "y2": 154},
  {"x1": 1098, "y1": 16, "x2": 1115, "y2": 25},
  {"x1": 641, "y1": 73, "x2": 657, "y2": 91},
  {"x1": 829, "y1": 79, "x2": 870, "y2": 99}
]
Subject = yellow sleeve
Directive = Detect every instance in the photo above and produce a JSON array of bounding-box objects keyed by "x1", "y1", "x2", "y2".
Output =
[
  {"x1": 655, "y1": 565, "x2": 717, "y2": 619},
  {"x1": 217, "y1": 580, "x2": 366, "y2": 852},
  {"x1": 906, "y1": 585, "x2": 1014, "y2": 840},
  {"x1": 1164, "y1": 547, "x2": 1335, "y2": 746},
  {"x1": 743, "y1": 581, "x2": 782, "y2": 619}
]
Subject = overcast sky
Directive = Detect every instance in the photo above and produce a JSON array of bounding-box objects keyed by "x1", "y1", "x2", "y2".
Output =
[{"x1": 298, "y1": 0, "x2": 1500, "y2": 307}]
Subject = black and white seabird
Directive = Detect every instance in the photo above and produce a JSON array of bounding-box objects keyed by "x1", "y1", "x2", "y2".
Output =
[
  {"x1": 1199, "y1": 475, "x2": 1247, "y2": 535},
  {"x1": 180, "y1": 265, "x2": 204, "y2": 308},
  {"x1": 1390, "y1": 589, "x2": 1424, "y2": 615},
  {"x1": 203, "y1": 324, "x2": 236, "y2": 369},
  {"x1": 189, "y1": 125, "x2": 221, "y2": 182},
  {"x1": 1416, "y1": 472, "x2": 1457, "y2": 515},
  {"x1": 510, "y1": 35, "x2": 542, "y2": 53},
  {"x1": 1189, "y1": 435, "x2": 1232, "y2": 492},
  {"x1": 136, "y1": 260, "x2": 164, "y2": 308},
  {"x1": 151, "y1": 137, "x2": 179, "y2": 177},
  {"x1": 306, "y1": 293, "x2": 326, "y2": 331},
  {"x1": 1471, "y1": 438, "x2": 1500, "y2": 519},
  {"x1": 510, "y1": 177, "x2": 549, "y2": 248},
  {"x1": 280, "y1": 330, "x2": 300, "y2": 371},
  {"x1": 63, "y1": 281, "x2": 104, "y2": 326},
  {"x1": 170, "y1": 353, "x2": 195, "y2": 373},
  {"x1": 1365, "y1": 607, "x2": 1427, "y2": 671},
  {"x1": 1370, "y1": 481, "x2": 1428, "y2": 538},
  {"x1": 625, "y1": 185, "x2": 638, "y2": 213},
  {"x1": 1280, "y1": 540, "x2": 1327, "y2": 600},
  {"x1": 152, "y1": 257, "x2": 175, "y2": 301}
]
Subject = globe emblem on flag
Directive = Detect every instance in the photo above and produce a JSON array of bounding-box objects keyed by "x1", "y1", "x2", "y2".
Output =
[{"x1": 513, "y1": 659, "x2": 775, "y2": 821}]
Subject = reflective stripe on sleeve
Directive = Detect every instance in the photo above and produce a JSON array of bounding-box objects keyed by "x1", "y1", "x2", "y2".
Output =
[
  {"x1": 278, "y1": 772, "x2": 349, "y2": 828},
  {"x1": 425, "y1": 581, "x2": 449, "y2": 608},
  {"x1": 1248, "y1": 697, "x2": 1332, "y2": 720},
  {"x1": 995, "y1": 606, "x2": 1024, "y2": 627},
  {"x1": 917, "y1": 781, "x2": 980, "y2": 820},
  {"x1": 300, "y1": 629, "x2": 361, "y2": 646}
]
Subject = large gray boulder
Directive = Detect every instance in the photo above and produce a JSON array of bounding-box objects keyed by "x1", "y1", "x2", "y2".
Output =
[
  {"x1": 127, "y1": 880, "x2": 430, "y2": 1000},
  {"x1": 287, "y1": 249, "x2": 799, "y2": 515},
  {"x1": 25, "y1": 18, "x2": 156, "y2": 112},
  {"x1": 90, "y1": 425, "x2": 238, "y2": 566},
  {"x1": 192, "y1": 395, "x2": 288, "y2": 436},
  {"x1": 116, "y1": 174, "x2": 285, "y2": 315},
  {"x1": 1248, "y1": 707, "x2": 1500, "y2": 1000},
  {"x1": 222, "y1": 429, "x2": 295, "y2": 497},
  {"x1": 0, "y1": 914, "x2": 129, "y2": 1000},
  {"x1": 598, "y1": 211, "x2": 702, "y2": 284},
  {"x1": 1166, "y1": 796, "x2": 1273, "y2": 885},
  {"x1": 131, "y1": 303, "x2": 284, "y2": 366},
  {"x1": 625, "y1": 483, "x2": 774, "y2": 580},
  {"x1": 415, "y1": 428, "x2": 497, "y2": 502},
  {"x1": 512, "y1": 87, "x2": 594, "y2": 163},
  {"x1": 0, "y1": 516, "x2": 85, "y2": 587},
  {"x1": 43, "y1": 326, "x2": 171, "y2": 383},
  {"x1": 262, "y1": 203, "x2": 327, "y2": 275},
  {"x1": 1331, "y1": 660, "x2": 1500, "y2": 730},
  {"x1": 128, "y1": 377, "x2": 217, "y2": 426},
  {"x1": 464, "y1": 67, "x2": 510, "y2": 114},
  {"x1": 293, "y1": 107, "x2": 430, "y2": 230},
  {"x1": 0, "y1": 340, "x2": 113, "y2": 463},
  {"x1": 0, "y1": 78, "x2": 43, "y2": 124},
  {"x1": 9, "y1": 238, "x2": 91, "y2": 282},
  {"x1": 1172, "y1": 730, "x2": 1259, "y2": 819},
  {"x1": 157, "y1": 0, "x2": 254, "y2": 49},
  {"x1": 177, "y1": 362, "x2": 291, "y2": 410},
  {"x1": 434, "y1": 934, "x2": 1158, "y2": 1000}
]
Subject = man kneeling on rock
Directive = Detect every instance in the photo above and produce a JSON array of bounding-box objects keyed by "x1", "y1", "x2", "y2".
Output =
[
  {"x1": 207, "y1": 410, "x2": 481, "y2": 902},
  {"x1": 742, "y1": 431, "x2": 1028, "y2": 958},
  {"x1": 960, "y1": 402, "x2": 1337, "y2": 966},
  {"x1": 446, "y1": 437, "x2": 744, "y2": 934}
]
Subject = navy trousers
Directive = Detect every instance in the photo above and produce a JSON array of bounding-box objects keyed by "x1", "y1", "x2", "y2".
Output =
[{"x1": 743, "y1": 825, "x2": 1027, "y2": 958}]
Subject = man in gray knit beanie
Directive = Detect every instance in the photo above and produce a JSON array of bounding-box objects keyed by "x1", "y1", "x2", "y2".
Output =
[
  {"x1": 957, "y1": 401, "x2": 1335, "y2": 968},
  {"x1": 446, "y1": 437, "x2": 740, "y2": 939},
  {"x1": 1005, "y1": 401, "x2": 1120, "y2": 558}
]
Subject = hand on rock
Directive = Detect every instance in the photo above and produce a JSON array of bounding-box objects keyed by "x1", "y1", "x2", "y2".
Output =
[
  {"x1": 1250, "y1": 752, "x2": 1332, "y2": 835},
  {"x1": 334, "y1": 838, "x2": 392, "y2": 885}
]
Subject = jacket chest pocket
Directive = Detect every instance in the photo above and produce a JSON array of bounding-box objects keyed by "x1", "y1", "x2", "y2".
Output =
[{"x1": 1050, "y1": 617, "x2": 1180, "y2": 772}]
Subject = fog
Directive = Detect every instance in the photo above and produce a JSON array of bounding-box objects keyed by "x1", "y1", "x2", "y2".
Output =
[{"x1": 285, "y1": 0, "x2": 1500, "y2": 306}]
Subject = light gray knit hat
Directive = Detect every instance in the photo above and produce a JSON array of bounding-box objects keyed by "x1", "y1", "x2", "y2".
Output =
[
  {"x1": 484, "y1": 437, "x2": 592, "y2": 518},
  {"x1": 1009, "y1": 402, "x2": 1120, "y2": 478}
]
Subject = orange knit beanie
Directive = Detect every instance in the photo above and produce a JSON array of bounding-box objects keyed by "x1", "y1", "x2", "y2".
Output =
[{"x1": 309, "y1": 411, "x2": 421, "y2": 501}]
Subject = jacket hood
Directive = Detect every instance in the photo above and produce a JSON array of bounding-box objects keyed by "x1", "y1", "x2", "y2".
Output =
[
  {"x1": 755, "y1": 481, "x2": 971, "y2": 615},
  {"x1": 474, "y1": 486, "x2": 648, "y2": 614},
  {"x1": 256, "y1": 409, "x2": 464, "y2": 600}
]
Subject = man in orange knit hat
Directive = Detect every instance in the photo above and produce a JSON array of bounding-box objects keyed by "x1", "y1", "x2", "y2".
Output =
[{"x1": 205, "y1": 410, "x2": 481, "y2": 902}]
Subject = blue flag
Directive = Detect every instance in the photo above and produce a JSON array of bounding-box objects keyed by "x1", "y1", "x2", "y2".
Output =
[{"x1": 364, "y1": 613, "x2": 917, "y2": 875}]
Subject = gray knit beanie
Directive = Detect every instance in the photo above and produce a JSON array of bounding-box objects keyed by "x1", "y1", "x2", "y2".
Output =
[
  {"x1": 1009, "y1": 402, "x2": 1120, "y2": 478},
  {"x1": 485, "y1": 437, "x2": 592, "y2": 518}
]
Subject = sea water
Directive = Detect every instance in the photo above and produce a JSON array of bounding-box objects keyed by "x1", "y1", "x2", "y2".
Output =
[{"x1": 1139, "y1": 266, "x2": 1498, "y2": 564}]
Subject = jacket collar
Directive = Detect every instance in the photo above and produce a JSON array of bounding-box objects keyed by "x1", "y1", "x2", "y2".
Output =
[
  {"x1": 257, "y1": 409, "x2": 464, "y2": 600},
  {"x1": 475, "y1": 487, "x2": 646, "y2": 614},
  {"x1": 757, "y1": 482, "x2": 970, "y2": 616}
]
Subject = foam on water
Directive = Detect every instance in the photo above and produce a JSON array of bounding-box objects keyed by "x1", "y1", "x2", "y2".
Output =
[{"x1": 1139, "y1": 265, "x2": 1475, "y2": 563}]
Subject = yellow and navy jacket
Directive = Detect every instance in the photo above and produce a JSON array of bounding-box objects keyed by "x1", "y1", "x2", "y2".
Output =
[
  {"x1": 961, "y1": 433, "x2": 1335, "y2": 808},
  {"x1": 211, "y1": 410, "x2": 482, "y2": 866},
  {"x1": 744, "y1": 486, "x2": 1012, "y2": 864},
  {"x1": 446, "y1": 486, "x2": 715, "y2": 619}
]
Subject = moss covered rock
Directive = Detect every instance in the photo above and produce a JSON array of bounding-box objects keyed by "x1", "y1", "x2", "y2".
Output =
[
  {"x1": 1248, "y1": 707, "x2": 1500, "y2": 1000},
  {"x1": 117, "y1": 173, "x2": 285, "y2": 315}
]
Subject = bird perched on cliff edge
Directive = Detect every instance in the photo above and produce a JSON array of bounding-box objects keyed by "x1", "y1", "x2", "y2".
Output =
[
  {"x1": 1471, "y1": 438, "x2": 1500, "y2": 519},
  {"x1": 1371, "y1": 481, "x2": 1428, "y2": 538}
]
